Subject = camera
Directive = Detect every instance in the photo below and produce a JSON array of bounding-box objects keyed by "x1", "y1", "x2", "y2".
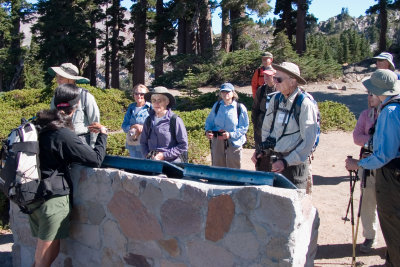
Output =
[
  {"x1": 258, "y1": 136, "x2": 276, "y2": 151},
  {"x1": 146, "y1": 150, "x2": 158, "y2": 160}
]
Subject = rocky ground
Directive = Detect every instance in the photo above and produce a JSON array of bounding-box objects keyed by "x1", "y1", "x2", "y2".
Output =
[{"x1": 0, "y1": 79, "x2": 388, "y2": 266}]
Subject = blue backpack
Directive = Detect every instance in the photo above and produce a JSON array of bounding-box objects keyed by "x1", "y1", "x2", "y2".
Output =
[{"x1": 270, "y1": 90, "x2": 320, "y2": 154}]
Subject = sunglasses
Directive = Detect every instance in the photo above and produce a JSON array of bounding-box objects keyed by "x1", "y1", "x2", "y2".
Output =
[
  {"x1": 134, "y1": 93, "x2": 145, "y2": 96},
  {"x1": 273, "y1": 77, "x2": 284, "y2": 83}
]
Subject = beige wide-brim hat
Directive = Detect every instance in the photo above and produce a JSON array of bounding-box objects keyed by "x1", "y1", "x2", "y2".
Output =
[
  {"x1": 144, "y1": 86, "x2": 176, "y2": 108},
  {"x1": 48, "y1": 63, "x2": 90, "y2": 84},
  {"x1": 272, "y1": 62, "x2": 306, "y2": 85},
  {"x1": 373, "y1": 52, "x2": 395, "y2": 71},
  {"x1": 362, "y1": 69, "x2": 400, "y2": 96}
]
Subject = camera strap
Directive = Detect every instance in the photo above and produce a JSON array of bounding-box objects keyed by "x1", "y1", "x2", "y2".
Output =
[{"x1": 270, "y1": 93, "x2": 301, "y2": 142}]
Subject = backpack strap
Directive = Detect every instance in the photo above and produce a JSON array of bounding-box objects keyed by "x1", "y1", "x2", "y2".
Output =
[
  {"x1": 236, "y1": 101, "x2": 242, "y2": 123},
  {"x1": 144, "y1": 116, "x2": 152, "y2": 137},
  {"x1": 277, "y1": 93, "x2": 302, "y2": 141},
  {"x1": 269, "y1": 92, "x2": 282, "y2": 134},
  {"x1": 214, "y1": 101, "x2": 222, "y2": 115},
  {"x1": 293, "y1": 92, "x2": 306, "y2": 126},
  {"x1": 169, "y1": 114, "x2": 178, "y2": 142},
  {"x1": 381, "y1": 96, "x2": 400, "y2": 110},
  {"x1": 81, "y1": 88, "x2": 88, "y2": 112}
]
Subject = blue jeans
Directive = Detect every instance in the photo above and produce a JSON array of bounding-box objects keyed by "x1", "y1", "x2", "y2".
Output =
[{"x1": 127, "y1": 145, "x2": 144, "y2": 158}]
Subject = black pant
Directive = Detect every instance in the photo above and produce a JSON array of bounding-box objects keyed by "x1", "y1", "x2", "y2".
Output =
[
  {"x1": 375, "y1": 164, "x2": 400, "y2": 267},
  {"x1": 257, "y1": 153, "x2": 308, "y2": 189}
]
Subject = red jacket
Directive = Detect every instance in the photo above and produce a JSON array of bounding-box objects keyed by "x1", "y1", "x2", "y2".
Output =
[{"x1": 251, "y1": 67, "x2": 265, "y2": 98}]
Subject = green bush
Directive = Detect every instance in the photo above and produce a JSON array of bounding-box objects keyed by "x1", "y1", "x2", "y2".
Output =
[{"x1": 318, "y1": 100, "x2": 357, "y2": 132}]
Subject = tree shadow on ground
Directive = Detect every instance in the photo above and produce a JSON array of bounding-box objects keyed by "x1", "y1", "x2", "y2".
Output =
[
  {"x1": 312, "y1": 91, "x2": 367, "y2": 119},
  {"x1": 313, "y1": 175, "x2": 351, "y2": 186},
  {"x1": 0, "y1": 233, "x2": 13, "y2": 267},
  {"x1": 316, "y1": 243, "x2": 386, "y2": 260}
]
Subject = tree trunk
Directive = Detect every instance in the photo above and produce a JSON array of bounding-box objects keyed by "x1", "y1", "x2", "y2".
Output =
[
  {"x1": 177, "y1": 18, "x2": 186, "y2": 54},
  {"x1": 378, "y1": 0, "x2": 387, "y2": 52},
  {"x1": 283, "y1": 3, "x2": 294, "y2": 45},
  {"x1": 186, "y1": 14, "x2": 196, "y2": 54},
  {"x1": 111, "y1": 0, "x2": 120, "y2": 89},
  {"x1": 295, "y1": 0, "x2": 306, "y2": 55},
  {"x1": 221, "y1": 0, "x2": 230, "y2": 52},
  {"x1": 230, "y1": 4, "x2": 245, "y2": 51},
  {"x1": 105, "y1": 23, "x2": 110, "y2": 89},
  {"x1": 10, "y1": 0, "x2": 23, "y2": 90},
  {"x1": 154, "y1": 0, "x2": 164, "y2": 79},
  {"x1": 132, "y1": 0, "x2": 147, "y2": 86},
  {"x1": 198, "y1": 0, "x2": 213, "y2": 58},
  {"x1": 88, "y1": 16, "x2": 97, "y2": 86}
]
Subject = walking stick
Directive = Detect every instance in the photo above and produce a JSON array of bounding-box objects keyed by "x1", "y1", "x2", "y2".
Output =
[
  {"x1": 353, "y1": 168, "x2": 367, "y2": 267},
  {"x1": 342, "y1": 156, "x2": 358, "y2": 223},
  {"x1": 343, "y1": 156, "x2": 358, "y2": 267}
]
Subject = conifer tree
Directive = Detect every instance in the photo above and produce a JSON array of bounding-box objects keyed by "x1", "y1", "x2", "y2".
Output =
[
  {"x1": 132, "y1": 0, "x2": 147, "y2": 85},
  {"x1": 367, "y1": 0, "x2": 389, "y2": 52},
  {"x1": 32, "y1": 0, "x2": 92, "y2": 81}
]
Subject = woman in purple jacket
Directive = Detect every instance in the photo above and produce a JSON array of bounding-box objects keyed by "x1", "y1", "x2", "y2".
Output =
[
  {"x1": 140, "y1": 86, "x2": 188, "y2": 162},
  {"x1": 352, "y1": 93, "x2": 381, "y2": 253}
]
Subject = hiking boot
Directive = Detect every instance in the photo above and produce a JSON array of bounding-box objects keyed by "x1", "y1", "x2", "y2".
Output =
[{"x1": 359, "y1": 238, "x2": 375, "y2": 253}]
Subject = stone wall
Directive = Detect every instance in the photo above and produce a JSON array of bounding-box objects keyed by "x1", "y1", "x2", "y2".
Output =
[{"x1": 10, "y1": 165, "x2": 319, "y2": 267}]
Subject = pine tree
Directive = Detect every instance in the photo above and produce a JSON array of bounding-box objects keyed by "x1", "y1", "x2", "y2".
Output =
[
  {"x1": 32, "y1": 0, "x2": 92, "y2": 81},
  {"x1": 131, "y1": 0, "x2": 148, "y2": 86}
]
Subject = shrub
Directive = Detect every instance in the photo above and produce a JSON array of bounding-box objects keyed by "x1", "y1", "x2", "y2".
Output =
[{"x1": 319, "y1": 101, "x2": 357, "y2": 132}]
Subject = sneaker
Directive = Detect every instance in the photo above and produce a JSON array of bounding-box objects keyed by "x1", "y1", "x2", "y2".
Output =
[{"x1": 360, "y1": 238, "x2": 375, "y2": 253}]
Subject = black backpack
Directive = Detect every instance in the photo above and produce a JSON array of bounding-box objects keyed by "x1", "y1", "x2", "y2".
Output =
[
  {"x1": 0, "y1": 118, "x2": 43, "y2": 213},
  {"x1": 144, "y1": 114, "x2": 188, "y2": 163}
]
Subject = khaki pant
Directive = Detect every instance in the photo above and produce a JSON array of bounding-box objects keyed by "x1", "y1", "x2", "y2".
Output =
[
  {"x1": 358, "y1": 169, "x2": 379, "y2": 240},
  {"x1": 211, "y1": 138, "x2": 242, "y2": 169}
]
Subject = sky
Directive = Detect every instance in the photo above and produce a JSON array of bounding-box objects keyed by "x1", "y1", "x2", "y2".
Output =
[
  {"x1": 120, "y1": 0, "x2": 377, "y2": 34},
  {"x1": 211, "y1": 0, "x2": 377, "y2": 34}
]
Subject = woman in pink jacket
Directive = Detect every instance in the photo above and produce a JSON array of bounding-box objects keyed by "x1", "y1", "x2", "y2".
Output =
[{"x1": 352, "y1": 93, "x2": 381, "y2": 253}]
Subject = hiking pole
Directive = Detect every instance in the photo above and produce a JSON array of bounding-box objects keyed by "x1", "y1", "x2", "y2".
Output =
[
  {"x1": 342, "y1": 157, "x2": 358, "y2": 223},
  {"x1": 353, "y1": 168, "x2": 368, "y2": 267},
  {"x1": 346, "y1": 156, "x2": 357, "y2": 267}
]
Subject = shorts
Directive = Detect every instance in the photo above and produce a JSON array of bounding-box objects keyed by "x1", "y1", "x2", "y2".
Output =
[{"x1": 28, "y1": 195, "x2": 71, "y2": 241}]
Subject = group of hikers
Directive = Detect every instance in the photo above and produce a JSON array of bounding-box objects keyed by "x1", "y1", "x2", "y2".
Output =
[{"x1": 14, "y1": 49, "x2": 400, "y2": 266}]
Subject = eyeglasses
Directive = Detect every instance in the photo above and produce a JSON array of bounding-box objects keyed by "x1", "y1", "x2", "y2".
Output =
[
  {"x1": 151, "y1": 98, "x2": 164, "y2": 104},
  {"x1": 134, "y1": 93, "x2": 145, "y2": 96}
]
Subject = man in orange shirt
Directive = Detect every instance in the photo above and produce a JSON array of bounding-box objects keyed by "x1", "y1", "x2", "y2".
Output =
[{"x1": 251, "y1": 52, "x2": 274, "y2": 98}]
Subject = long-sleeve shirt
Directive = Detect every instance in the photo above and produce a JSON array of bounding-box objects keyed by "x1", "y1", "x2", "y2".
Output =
[
  {"x1": 353, "y1": 108, "x2": 377, "y2": 147},
  {"x1": 251, "y1": 67, "x2": 266, "y2": 98},
  {"x1": 121, "y1": 102, "x2": 151, "y2": 133},
  {"x1": 39, "y1": 127, "x2": 107, "y2": 196},
  {"x1": 359, "y1": 95, "x2": 400, "y2": 170},
  {"x1": 140, "y1": 109, "x2": 188, "y2": 162},
  {"x1": 251, "y1": 84, "x2": 276, "y2": 146},
  {"x1": 51, "y1": 88, "x2": 100, "y2": 146},
  {"x1": 261, "y1": 88, "x2": 318, "y2": 166},
  {"x1": 204, "y1": 100, "x2": 249, "y2": 147}
]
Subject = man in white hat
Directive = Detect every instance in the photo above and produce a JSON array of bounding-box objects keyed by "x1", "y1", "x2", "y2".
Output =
[
  {"x1": 346, "y1": 69, "x2": 400, "y2": 266},
  {"x1": 252, "y1": 62, "x2": 318, "y2": 190},
  {"x1": 251, "y1": 51, "x2": 275, "y2": 98},
  {"x1": 49, "y1": 63, "x2": 100, "y2": 147}
]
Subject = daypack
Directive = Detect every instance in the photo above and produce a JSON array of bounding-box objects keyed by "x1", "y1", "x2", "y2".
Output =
[
  {"x1": 0, "y1": 118, "x2": 42, "y2": 213},
  {"x1": 270, "y1": 90, "x2": 320, "y2": 154},
  {"x1": 144, "y1": 114, "x2": 188, "y2": 163}
]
